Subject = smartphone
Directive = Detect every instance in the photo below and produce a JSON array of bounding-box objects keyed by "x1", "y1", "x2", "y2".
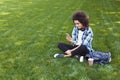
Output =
[{"x1": 66, "y1": 33, "x2": 70, "y2": 37}]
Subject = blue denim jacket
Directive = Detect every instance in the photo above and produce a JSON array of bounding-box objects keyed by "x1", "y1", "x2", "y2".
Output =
[{"x1": 72, "y1": 26, "x2": 93, "y2": 52}]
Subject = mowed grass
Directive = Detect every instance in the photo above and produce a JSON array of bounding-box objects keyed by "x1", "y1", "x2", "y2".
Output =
[{"x1": 0, "y1": 0, "x2": 120, "y2": 80}]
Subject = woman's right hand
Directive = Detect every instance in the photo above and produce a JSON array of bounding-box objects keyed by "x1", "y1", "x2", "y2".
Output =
[{"x1": 66, "y1": 36, "x2": 73, "y2": 43}]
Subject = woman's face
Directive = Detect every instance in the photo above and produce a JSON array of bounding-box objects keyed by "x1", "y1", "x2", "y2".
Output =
[{"x1": 73, "y1": 20, "x2": 84, "y2": 29}]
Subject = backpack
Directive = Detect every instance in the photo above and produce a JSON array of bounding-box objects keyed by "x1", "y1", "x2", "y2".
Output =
[{"x1": 85, "y1": 51, "x2": 111, "y2": 65}]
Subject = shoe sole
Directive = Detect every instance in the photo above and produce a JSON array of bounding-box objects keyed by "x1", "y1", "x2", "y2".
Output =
[{"x1": 54, "y1": 54, "x2": 59, "y2": 58}]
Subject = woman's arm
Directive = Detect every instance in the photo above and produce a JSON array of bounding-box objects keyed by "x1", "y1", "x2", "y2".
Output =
[
  {"x1": 70, "y1": 45, "x2": 80, "y2": 52},
  {"x1": 66, "y1": 35, "x2": 74, "y2": 43},
  {"x1": 66, "y1": 27, "x2": 77, "y2": 44}
]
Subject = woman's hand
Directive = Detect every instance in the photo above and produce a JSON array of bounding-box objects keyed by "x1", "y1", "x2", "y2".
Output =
[
  {"x1": 66, "y1": 35, "x2": 74, "y2": 43},
  {"x1": 65, "y1": 50, "x2": 72, "y2": 56}
]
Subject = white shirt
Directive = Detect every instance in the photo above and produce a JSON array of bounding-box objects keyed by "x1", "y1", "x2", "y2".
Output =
[{"x1": 76, "y1": 30, "x2": 84, "y2": 45}]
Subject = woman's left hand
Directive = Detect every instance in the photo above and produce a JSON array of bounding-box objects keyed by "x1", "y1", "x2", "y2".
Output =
[{"x1": 65, "y1": 50, "x2": 72, "y2": 56}]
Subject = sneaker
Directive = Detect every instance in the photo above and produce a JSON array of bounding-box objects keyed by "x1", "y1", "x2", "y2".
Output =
[
  {"x1": 78, "y1": 56, "x2": 84, "y2": 62},
  {"x1": 54, "y1": 53, "x2": 64, "y2": 58}
]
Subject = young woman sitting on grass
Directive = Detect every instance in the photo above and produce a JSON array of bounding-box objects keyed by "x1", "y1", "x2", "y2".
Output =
[{"x1": 54, "y1": 11, "x2": 93, "y2": 60}]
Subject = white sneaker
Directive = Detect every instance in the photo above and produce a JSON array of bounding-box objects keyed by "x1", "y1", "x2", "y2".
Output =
[
  {"x1": 54, "y1": 53, "x2": 59, "y2": 58},
  {"x1": 79, "y1": 56, "x2": 84, "y2": 62},
  {"x1": 54, "y1": 53, "x2": 64, "y2": 58}
]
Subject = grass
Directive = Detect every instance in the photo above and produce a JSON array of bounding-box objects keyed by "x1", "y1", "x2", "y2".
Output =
[{"x1": 0, "y1": 0, "x2": 120, "y2": 80}]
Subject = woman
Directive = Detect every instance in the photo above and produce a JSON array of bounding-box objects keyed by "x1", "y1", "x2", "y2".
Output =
[{"x1": 54, "y1": 11, "x2": 93, "y2": 60}]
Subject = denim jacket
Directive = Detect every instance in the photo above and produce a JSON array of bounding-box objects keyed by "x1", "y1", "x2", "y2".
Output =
[
  {"x1": 85, "y1": 51, "x2": 111, "y2": 64},
  {"x1": 72, "y1": 26, "x2": 93, "y2": 52}
]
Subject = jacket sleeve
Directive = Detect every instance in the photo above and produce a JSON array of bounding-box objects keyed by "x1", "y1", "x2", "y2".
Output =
[{"x1": 72, "y1": 27, "x2": 77, "y2": 44}]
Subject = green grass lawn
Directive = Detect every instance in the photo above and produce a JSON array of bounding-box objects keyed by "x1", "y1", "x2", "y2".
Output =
[{"x1": 0, "y1": 0, "x2": 120, "y2": 80}]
